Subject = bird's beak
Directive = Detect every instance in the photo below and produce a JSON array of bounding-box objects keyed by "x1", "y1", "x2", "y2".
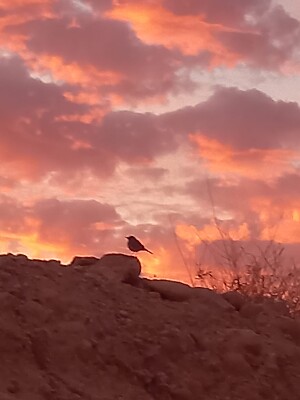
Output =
[{"x1": 125, "y1": 236, "x2": 129, "y2": 239}]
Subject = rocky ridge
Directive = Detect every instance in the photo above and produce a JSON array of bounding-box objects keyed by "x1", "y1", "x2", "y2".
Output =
[{"x1": 0, "y1": 253, "x2": 300, "y2": 400}]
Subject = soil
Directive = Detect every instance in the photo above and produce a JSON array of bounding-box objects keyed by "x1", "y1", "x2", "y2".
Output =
[{"x1": 0, "y1": 253, "x2": 300, "y2": 400}]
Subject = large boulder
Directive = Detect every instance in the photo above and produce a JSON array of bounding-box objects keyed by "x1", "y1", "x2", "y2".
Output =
[
  {"x1": 69, "y1": 253, "x2": 142, "y2": 285},
  {"x1": 68, "y1": 253, "x2": 141, "y2": 285},
  {"x1": 96, "y1": 253, "x2": 142, "y2": 285}
]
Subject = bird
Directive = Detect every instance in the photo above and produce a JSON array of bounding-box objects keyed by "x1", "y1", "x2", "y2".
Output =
[{"x1": 126, "y1": 235, "x2": 153, "y2": 254}]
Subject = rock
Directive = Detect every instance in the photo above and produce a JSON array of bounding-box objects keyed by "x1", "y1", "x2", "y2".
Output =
[
  {"x1": 275, "y1": 316, "x2": 300, "y2": 345},
  {"x1": 68, "y1": 254, "x2": 142, "y2": 285},
  {"x1": 70, "y1": 256, "x2": 100, "y2": 267},
  {"x1": 240, "y1": 298, "x2": 290, "y2": 320},
  {"x1": 97, "y1": 253, "x2": 142, "y2": 284},
  {"x1": 261, "y1": 298, "x2": 290, "y2": 317},
  {"x1": 15, "y1": 254, "x2": 29, "y2": 263},
  {"x1": 0, "y1": 254, "x2": 21, "y2": 268},
  {"x1": 222, "y1": 291, "x2": 247, "y2": 310},
  {"x1": 192, "y1": 287, "x2": 235, "y2": 311},
  {"x1": 0, "y1": 394, "x2": 16, "y2": 400},
  {"x1": 29, "y1": 329, "x2": 49, "y2": 370},
  {"x1": 142, "y1": 279, "x2": 192, "y2": 301},
  {"x1": 38, "y1": 259, "x2": 62, "y2": 268},
  {"x1": 141, "y1": 281, "x2": 235, "y2": 308},
  {"x1": 240, "y1": 302, "x2": 264, "y2": 319},
  {"x1": 222, "y1": 351, "x2": 251, "y2": 375},
  {"x1": 225, "y1": 328, "x2": 263, "y2": 356},
  {"x1": 0, "y1": 252, "x2": 300, "y2": 400},
  {"x1": 7, "y1": 379, "x2": 20, "y2": 394}
]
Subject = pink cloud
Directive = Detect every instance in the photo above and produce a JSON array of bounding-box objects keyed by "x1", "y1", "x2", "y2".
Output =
[
  {"x1": 0, "y1": 195, "x2": 29, "y2": 234},
  {"x1": 85, "y1": 0, "x2": 113, "y2": 13},
  {"x1": 32, "y1": 198, "x2": 124, "y2": 250},
  {"x1": 217, "y1": 6, "x2": 300, "y2": 68},
  {"x1": 1, "y1": 55, "x2": 300, "y2": 185},
  {"x1": 0, "y1": 56, "x2": 108, "y2": 180},
  {"x1": 0, "y1": 57, "x2": 180, "y2": 181},
  {"x1": 108, "y1": 0, "x2": 300, "y2": 68},
  {"x1": 164, "y1": 87, "x2": 300, "y2": 150},
  {"x1": 185, "y1": 172, "x2": 300, "y2": 237},
  {"x1": 163, "y1": 0, "x2": 271, "y2": 25},
  {"x1": 6, "y1": 14, "x2": 186, "y2": 102},
  {"x1": 125, "y1": 166, "x2": 168, "y2": 182},
  {"x1": 0, "y1": 0, "x2": 298, "y2": 125}
]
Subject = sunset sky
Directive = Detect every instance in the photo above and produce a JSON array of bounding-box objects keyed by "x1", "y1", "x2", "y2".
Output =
[{"x1": 0, "y1": 0, "x2": 300, "y2": 281}]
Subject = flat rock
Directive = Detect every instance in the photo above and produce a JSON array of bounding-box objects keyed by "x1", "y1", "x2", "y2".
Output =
[
  {"x1": 142, "y1": 279, "x2": 192, "y2": 301},
  {"x1": 70, "y1": 256, "x2": 100, "y2": 267}
]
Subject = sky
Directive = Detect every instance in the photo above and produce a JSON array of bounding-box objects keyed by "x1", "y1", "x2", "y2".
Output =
[{"x1": 0, "y1": 0, "x2": 300, "y2": 282}]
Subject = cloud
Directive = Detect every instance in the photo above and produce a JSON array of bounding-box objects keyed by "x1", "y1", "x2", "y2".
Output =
[
  {"x1": 108, "y1": 0, "x2": 300, "y2": 68},
  {"x1": 107, "y1": 2, "x2": 229, "y2": 58},
  {"x1": 0, "y1": 195, "x2": 186, "y2": 280},
  {"x1": 0, "y1": 195, "x2": 29, "y2": 233},
  {"x1": 124, "y1": 166, "x2": 168, "y2": 182},
  {"x1": 217, "y1": 7, "x2": 300, "y2": 68},
  {"x1": 184, "y1": 172, "x2": 300, "y2": 240},
  {"x1": 32, "y1": 198, "x2": 123, "y2": 249},
  {"x1": 85, "y1": 0, "x2": 113, "y2": 13},
  {"x1": 162, "y1": 0, "x2": 271, "y2": 24},
  {"x1": 0, "y1": 195, "x2": 125, "y2": 260},
  {"x1": 0, "y1": 56, "x2": 107, "y2": 180},
  {"x1": 1, "y1": 0, "x2": 298, "y2": 124},
  {"x1": 5, "y1": 13, "x2": 186, "y2": 102},
  {"x1": 95, "y1": 110, "x2": 178, "y2": 163},
  {"x1": 0, "y1": 56, "x2": 180, "y2": 183},
  {"x1": 190, "y1": 134, "x2": 296, "y2": 179},
  {"x1": 173, "y1": 169, "x2": 300, "y2": 274},
  {"x1": 164, "y1": 86, "x2": 300, "y2": 150},
  {"x1": 1, "y1": 58, "x2": 300, "y2": 186},
  {"x1": 0, "y1": 55, "x2": 84, "y2": 120}
]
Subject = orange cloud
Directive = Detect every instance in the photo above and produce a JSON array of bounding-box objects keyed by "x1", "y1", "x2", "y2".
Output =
[
  {"x1": 0, "y1": 2, "x2": 126, "y2": 111},
  {"x1": 190, "y1": 133, "x2": 298, "y2": 179},
  {"x1": 260, "y1": 218, "x2": 300, "y2": 244},
  {"x1": 0, "y1": 231, "x2": 71, "y2": 261},
  {"x1": 176, "y1": 221, "x2": 250, "y2": 245},
  {"x1": 107, "y1": 2, "x2": 239, "y2": 65},
  {"x1": 26, "y1": 55, "x2": 123, "y2": 115},
  {"x1": 0, "y1": 0, "x2": 49, "y2": 7},
  {"x1": 0, "y1": 0, "x2": 53, "y2": 51},
  {"x1": 250, "y1": 199, "x2": 300, "y2": 243},
  {"x1": 30, "y1": 54, "x2": 123, "y2": 88}
]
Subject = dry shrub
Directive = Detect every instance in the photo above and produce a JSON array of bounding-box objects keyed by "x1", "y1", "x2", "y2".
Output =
[{"x1": 195, "y1": 237, "x2": 300, "y2": 315}]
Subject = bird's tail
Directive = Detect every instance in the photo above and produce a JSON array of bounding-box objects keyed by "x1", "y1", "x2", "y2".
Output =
[{"x1": 145, "y1": 248, "x2": 153, "y2": 254}]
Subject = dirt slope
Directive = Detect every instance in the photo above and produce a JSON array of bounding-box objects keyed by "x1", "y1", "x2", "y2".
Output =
[{"x1": 0, "y1": 253, "x2": 300, "y2": 400}]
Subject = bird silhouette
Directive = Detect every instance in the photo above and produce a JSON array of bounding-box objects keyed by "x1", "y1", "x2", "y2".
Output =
[{"x1": 126, "y1": 235, "x2": 153, "y2": 254}]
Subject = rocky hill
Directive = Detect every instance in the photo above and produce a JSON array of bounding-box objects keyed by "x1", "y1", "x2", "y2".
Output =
[{"x1": 0, "y1": 253, "x2": 300, "y2": 400}]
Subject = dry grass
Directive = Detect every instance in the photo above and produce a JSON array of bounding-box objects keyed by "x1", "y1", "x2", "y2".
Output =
[{"x1": 194, "y1": 236, "x2": 300, "y2": 315}]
